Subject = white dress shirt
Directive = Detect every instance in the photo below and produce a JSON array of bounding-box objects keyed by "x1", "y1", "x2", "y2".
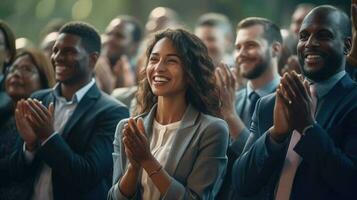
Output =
[{"x1": 141, "y1": 119, "x2": 181, "y2": 200}]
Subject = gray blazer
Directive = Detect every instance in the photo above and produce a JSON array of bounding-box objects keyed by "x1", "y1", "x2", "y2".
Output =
[{"x1": 107, "y1": 104, "x2": 229, "y2": 200}]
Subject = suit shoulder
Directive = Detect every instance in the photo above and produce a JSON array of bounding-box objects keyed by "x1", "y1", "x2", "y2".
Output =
[
  {"x1": 98, "y1": 91, "x2": 128, "y2": 109},
  {"x1": 199, "y1": 113, "x2": 229, "y2": 135},
  {"x1": 31, "y1": 88, "x2": 53, "y2": 99},
  {"x1": 259, "y1": 92, "x2": 276, "y2": 104}
]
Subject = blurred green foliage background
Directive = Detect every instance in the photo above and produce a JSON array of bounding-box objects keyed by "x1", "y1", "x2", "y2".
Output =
[{"x1": 0, "y1": 0, "x2": 350, "y2": 45}]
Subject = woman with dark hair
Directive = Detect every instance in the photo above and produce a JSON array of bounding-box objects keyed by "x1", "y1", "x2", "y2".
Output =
[
  {"x1": 0, "y1": 20, "x2": 17, "y2": 120},
  {"x1": 0, "y1": 48, "x2": 55, "y2": 200},
  {"x1": 108, "y1": 29, "x2": 228, "y2": 200},
  {"x1": 0, "y1": 20, "x2": 16, "y2": 85}
]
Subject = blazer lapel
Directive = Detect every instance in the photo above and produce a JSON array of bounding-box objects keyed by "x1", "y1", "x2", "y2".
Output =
[
  {"x1": 61, "y1": 84, "x2": 100, "y2": 139},
  {"x1": 38, "y1": 90, "x2": 55, "y2": 108},
  {"x1": 142, "y1": 104, "x2": 157, "y2": 141},
  {"x1": 236, "y1": 89, "x2": 247, "y2": 117},
  {"x1": 164, "y1": 104, "x2": 200, "y2": 176},
  {"x1": 316, "y1": 75, "x2": 355, "y2": 128}
]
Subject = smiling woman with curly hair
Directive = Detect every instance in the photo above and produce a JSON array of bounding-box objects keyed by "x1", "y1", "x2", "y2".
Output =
[{"x1": 108, "y1": 29, "x2": 229, "y2": 200}]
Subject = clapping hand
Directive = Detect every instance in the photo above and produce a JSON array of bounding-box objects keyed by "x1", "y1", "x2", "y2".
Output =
[{"x1": 122, "y1": 118, "x2": 152, "y2": 169}]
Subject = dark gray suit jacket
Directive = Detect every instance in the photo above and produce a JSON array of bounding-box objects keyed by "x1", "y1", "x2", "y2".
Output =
[{"x1": 233, "y1": 74, "x2": 357, "y2": 199}]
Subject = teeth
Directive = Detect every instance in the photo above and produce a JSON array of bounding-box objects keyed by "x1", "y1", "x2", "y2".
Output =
[
  {"x1": 56, "y1": 66, "x2": 66, "y2": 73},
  {"x1": 306, "y1": 55, "x2": 321, "y2": 59},
  {"x1": 154, "y1": 76, "x2": 169, "y2": 82}
]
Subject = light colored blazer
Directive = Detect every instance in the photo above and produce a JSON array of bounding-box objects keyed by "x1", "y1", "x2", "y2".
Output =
[{"x1": 107, "y1": 104, "x2": 229, "y2": 200}]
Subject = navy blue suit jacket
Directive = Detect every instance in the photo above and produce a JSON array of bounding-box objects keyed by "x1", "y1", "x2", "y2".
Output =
[
  {"x1": 2, "y1": 84, "x2": 129, "y2": 200},
  {"x1": 233, "y1": 74, "x2": 357, "y2": 200}
]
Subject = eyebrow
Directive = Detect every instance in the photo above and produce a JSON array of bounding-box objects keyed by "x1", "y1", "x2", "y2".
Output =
[{"x1": 150, "y1": 53, "x2": 181, "y2": 58}]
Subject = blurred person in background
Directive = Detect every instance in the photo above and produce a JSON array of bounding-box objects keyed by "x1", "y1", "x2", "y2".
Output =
[
  {"x1": 279, "y1": 4, "x2": 315, "y2": 75},
  {"x1": 0, "y1": 48, "x2": 55, "y2": 200},
  {"x1": 0, "y1": 20, "x2": 16, "y2": 88},
  {"x1": 0, "y1": 20, "x2": 17, "y2": 123},
  {"x1": 195, "y1": 12, "x2": 234, "y2": 67},
  {"x1": 95, "y1": 15, "x2": 143, "y2": 94},
  {"x1": 39, "y1": 19, "x2": 66, "y2": 60},
  {"x1": 145, "y1": 7, "x2": 182, "y2": 36}
]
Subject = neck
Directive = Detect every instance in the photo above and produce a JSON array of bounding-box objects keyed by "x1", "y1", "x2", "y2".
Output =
[
  {"x1": 155, "y1": 94, "x2": 187, "y2": 125},
  {"x1": 60, "y1": 78, "x2": 91, "y2": 101},
  {"x1": 249, "y1": 64, "x2": 278, "y2": 90}
]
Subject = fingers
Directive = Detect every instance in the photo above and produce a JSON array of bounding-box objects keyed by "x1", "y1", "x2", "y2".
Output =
[
  {"x1": 136, "y1": 117, "x2": 145, "y2": 135},
  {"x1": 215, "y1": 68, "x2": 225, "y2": 89},
  {"x1": 291, "y1": 71, "x2": 309, "y2": 100},
  {"x1": 25, "y1": 99, "x2": 52, "y2": 127},
  {"x1": 303, "y1": 79, "x2": 311, "y2": 98},
  {"x1": 277, "y1": 85, "x2": 291, "y2": 106},
  {"x1": 280, "y1": 72, "x2": 307, "y2": 102},
  {"x1": 49, "y1": 102, "x2": 55, "y2": 118},
  {"x1": 127, "y1": 118, "x2": 146, "y2": 146},
  {"x1": 15, "y1": 107, "x2": 23, "y2": 130},
  {"x1": 217, "y1": 63, "x2": 236, "y2": 89},
  {"x1": 280, "y1": 77, "x2": 295, "y2": 103}
]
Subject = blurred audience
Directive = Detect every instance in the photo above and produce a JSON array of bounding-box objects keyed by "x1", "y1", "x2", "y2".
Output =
[
  {"x1": 0, "y1": 48, "x2": 55, "y2": 200},
  {"x1": 95, "y1": 15, "x2": 143, "y2": 94},
  {"x1": 195, "y1": 12, "x2": 234, "y2": 67}
]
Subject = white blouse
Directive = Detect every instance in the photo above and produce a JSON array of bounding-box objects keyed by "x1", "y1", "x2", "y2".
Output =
[{"x1": 141, "y1": 119, "x2": 182, "y2": 200}]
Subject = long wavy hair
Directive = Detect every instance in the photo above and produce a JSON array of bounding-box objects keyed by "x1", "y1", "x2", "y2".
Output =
[{"x1": 134, "y1": 29, "x2": 221, "y2": 117}]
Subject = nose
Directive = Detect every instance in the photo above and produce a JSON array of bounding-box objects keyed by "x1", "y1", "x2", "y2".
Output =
[
  {"x1": 305, "y1": 35, "x2": 320, "y2": 48},
  {"x1": 154, "y1": 59, "x2": 166, "y2": 71},
  {"x1": 51, "y1": 50, "x2": 63, "y2": 63},
  {"x1": 11, "y1": 68, "x2": 22, "y2": 77},
  {"x1": 235, "y1": 47, "x2": 247, "y2": 61}
]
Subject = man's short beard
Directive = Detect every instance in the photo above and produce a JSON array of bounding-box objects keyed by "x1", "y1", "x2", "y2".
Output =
[
  {"x1": 108, "y1": 54, "x2": 121, "y2": 67},
  {"x1": 241, "y1": 58, "x2": 270, "y2": 80}
]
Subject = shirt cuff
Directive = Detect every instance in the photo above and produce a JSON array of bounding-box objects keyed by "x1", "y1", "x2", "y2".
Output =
[
  {"x1": 23, "y1": 143, "x2": 36, "y2": 164},
  {"x1": 41, "y1": 132, "x2": 58, "y2": 146},
  {"x1": 301, "y1": 122, "x2": 316, "y2": 136}
]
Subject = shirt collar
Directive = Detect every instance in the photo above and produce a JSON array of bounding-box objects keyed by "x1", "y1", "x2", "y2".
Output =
[
  {"x1": 53, "y1": 78, "x2": 95, "y2": 103},
  {"x1": 310, "y1": 71, "x2": 346, "y2": 99},
  {"x1": 247, "y1": 74, "x2": 280, "y2": 97}
]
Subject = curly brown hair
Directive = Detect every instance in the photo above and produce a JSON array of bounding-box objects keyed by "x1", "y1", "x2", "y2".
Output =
[{"x1": 134, "y1": 29, "x2": 221, "y2": 117}]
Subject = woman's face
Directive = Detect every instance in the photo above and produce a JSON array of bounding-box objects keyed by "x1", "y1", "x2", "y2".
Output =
[
  {"x1": 146, "y1": 37, "x2": 187, "y2": 98},
  {"x1": 5, "y1": 54, "x2": 42, "y2": 101}
]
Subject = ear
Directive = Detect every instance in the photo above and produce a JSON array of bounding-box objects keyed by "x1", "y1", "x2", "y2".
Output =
[
  {"x1": 89, "y1": 52, "x2": 99, "y2": 70},
  {"x1": 344, "y1": 37, "x2": 352, "y2": 55},
  {"x1": 271, "y1": 42, "x2": 282, "y2": 58}
]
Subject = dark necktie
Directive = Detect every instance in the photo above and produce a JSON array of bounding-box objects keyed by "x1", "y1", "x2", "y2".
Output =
[{"x1": 248, "y1": 91, "x2": 260, "y2": 119}]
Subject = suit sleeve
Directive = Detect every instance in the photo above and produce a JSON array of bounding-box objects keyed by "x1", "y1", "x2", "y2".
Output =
[
  {"x1": 37, "y1": 104, "x2": 129, "y2": 193},
  {"x1": 229, "y1": 128, "x2": 250, "y2": 156},
  {"x1": 162, "y1": 119, "x2": 229, "y2": 200},
  {"x1": 294, "y1": 107, "x2": 357, "y2": 198},
  {"x1": 232, "y1": 97, "x2": 288, "y2": 197},
  {"x1": 107, "y1": 119, "x2": 140, "y2": 200}
]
